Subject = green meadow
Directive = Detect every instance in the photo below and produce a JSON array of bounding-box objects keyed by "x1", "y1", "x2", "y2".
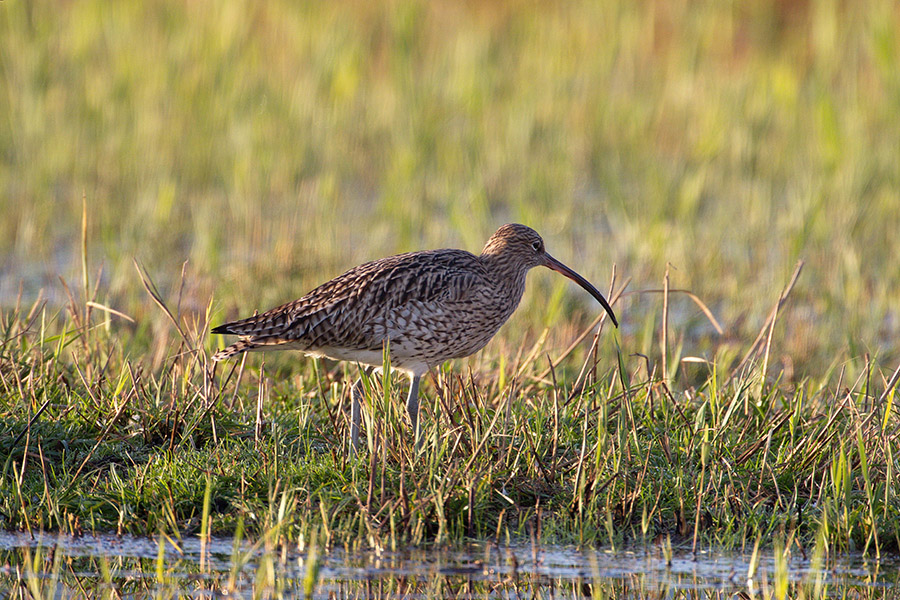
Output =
[{"x1": 1, "y1": 0, "x2": 899, "y2": 558}]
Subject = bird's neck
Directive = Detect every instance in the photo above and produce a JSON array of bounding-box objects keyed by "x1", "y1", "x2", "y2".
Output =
[{"x1": 479, "y1": 252, "x2": 529, "y2": 304}]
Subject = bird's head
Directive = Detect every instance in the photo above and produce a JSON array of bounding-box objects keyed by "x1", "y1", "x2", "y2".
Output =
[{"x1": 481, "y1": 223, "x2": 619, "y2": 327}]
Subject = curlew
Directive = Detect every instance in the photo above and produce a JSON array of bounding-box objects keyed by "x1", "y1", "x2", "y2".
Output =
[{"x1": 211, "y1": 223, "x2": 618, "y2": 451}]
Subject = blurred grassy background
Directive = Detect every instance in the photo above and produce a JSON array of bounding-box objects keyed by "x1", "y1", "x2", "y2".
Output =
[{"x1": 1, "y1": 0, "x2": 899, "y2": 381}]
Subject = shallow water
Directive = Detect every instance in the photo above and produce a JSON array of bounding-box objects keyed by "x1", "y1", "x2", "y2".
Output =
[{"x1": 1, "y1": 531, "x2": 897, "y2": 598}]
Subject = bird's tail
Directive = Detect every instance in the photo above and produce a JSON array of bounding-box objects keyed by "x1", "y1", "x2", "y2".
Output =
[
  {"x1": 211, "y1": 339, "x2": 257, "y2": 362},
  {"x1": 211, "y1": 308, "x2": 303, "y2": 361},
  {"x1": 211, "y1": 336, "x2": 297, "y2": 361}
]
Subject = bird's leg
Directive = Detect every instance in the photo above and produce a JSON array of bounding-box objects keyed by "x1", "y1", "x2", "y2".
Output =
[
  {"x1": 406, "y1": 374, "x2": 421, "y2": 449},
  {"x1": 350, "y1": 377, "x2": 364, "y2": 454}
]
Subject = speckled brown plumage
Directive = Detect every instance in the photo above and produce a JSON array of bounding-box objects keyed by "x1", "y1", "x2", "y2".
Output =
[
  {"x1": 212, "y1": 223, "x2": 618, "y2": 450},
  {"x1": 213, "y1": 249, "x2": 504, "y2": 374}
]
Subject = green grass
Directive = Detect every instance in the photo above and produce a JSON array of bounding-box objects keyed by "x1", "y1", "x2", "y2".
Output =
[
  {"x1": 1, "y1": 0, "x2": 899, "y2": 556},
  {"x1": 1, "y1": 284, "x2": 898, "y2": 553}
]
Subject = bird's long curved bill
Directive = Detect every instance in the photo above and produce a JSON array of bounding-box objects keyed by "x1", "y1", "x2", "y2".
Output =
[{"x1": 544, "y1": 255, "x2": 619, "y2": 328}]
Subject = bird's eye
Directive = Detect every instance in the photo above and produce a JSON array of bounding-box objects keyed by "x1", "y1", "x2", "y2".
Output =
[{"x1": 531, "y1": 241, "x2": 542, "y2": 252}]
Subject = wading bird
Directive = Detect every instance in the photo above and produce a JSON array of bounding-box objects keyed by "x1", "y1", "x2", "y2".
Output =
[{"x1": 211, "y1": 224, "x2": 618, "y2": 451}]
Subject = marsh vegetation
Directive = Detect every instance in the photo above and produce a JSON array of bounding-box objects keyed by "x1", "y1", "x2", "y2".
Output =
[{"x1": 1, "y1": 3, "x2": 899, "y2": 592}]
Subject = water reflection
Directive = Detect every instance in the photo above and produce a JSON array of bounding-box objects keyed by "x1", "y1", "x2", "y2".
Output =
[{"x1": 0, "y1": 532, "x2": 897, "y2": 598}]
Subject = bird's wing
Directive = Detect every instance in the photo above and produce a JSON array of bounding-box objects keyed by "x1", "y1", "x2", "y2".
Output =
[{"x1": 213, "y1": 249, "x2": 488, "y2": 349}]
